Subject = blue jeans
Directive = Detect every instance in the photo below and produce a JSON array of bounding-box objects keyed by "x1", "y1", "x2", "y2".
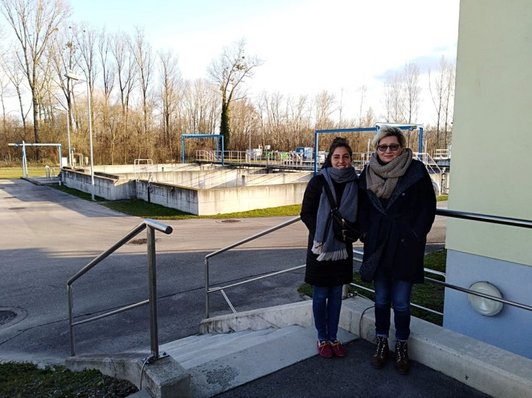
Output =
[
  {"x1": 374, "y1": 272, "x2": 413, "y2": 341},
  {"x1": 312, "y1": 285, "x2": 343, "y2": 342}
]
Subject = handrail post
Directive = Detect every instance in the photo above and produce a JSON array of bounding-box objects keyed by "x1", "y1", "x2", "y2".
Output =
[
  {"x1": 68, "y1": 285, "x2": 75, "y2": 356},
  {"x1": 147, "y1": 226, "x2": 159, "y2": 360},
  {"x1": 205, "y1": 257, "x2": 210, "y2": 318}
]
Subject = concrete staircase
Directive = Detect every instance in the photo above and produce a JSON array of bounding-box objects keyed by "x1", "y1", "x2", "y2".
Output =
[
  {"x1": 66, "y1": 299, "x2": 532, "y2": 398},
  {"x1": 160, "y1": 325, "x2": 356, "y2": 397}
]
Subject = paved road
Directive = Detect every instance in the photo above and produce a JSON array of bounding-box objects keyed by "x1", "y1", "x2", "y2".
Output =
[
  {"x1": 0, "y1": 179, "x2": 491, "y2": 398},
  {"x1": 0, "y1": 178, "x2": 446, "y2": 365},
  {"x1": 0, "y1": 179, "x2": 309, "y2": 363}
]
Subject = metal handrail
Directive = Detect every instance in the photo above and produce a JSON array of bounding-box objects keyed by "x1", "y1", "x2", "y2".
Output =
[
  {"x1": 204, "y1": 216, "x2": 301, "y2": 318},
  {"x1": 436, "y1": 208, "x2": 532, "y2": 228},
  {"x1": 205, "y1": 209, "x2": 532, "y2": 319},
  {"x1": 67, "y1": 218, "x2": 173, "y2": 359},
  {"x1": 349, "y1": 209, "x2": 532, "y2": 315}
]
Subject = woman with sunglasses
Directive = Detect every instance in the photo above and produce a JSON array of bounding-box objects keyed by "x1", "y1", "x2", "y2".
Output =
[{"x1": 358, "y1": 126, "x2": 436, "y2": 374}]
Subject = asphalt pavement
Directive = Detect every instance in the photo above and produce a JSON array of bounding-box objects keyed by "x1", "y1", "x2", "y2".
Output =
[
  {"x1": 0, "y1": 178, "x2": 487, "y2": 398},
  {"x1": 0, "y1": 178, "x2": 309, "y2": 363}
]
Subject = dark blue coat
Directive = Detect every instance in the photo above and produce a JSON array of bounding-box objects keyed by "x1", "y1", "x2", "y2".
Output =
[{"x1": 358, "y1": 160, "x2": 436, "y2": 283}]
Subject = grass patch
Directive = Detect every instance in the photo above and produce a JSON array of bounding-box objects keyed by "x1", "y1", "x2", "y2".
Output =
[
  {"x1": 52, "y1": 184, "x2": 102, "y2": 202},
  {"x1": 0, "y1": 362, "x2": 137, "y2": 397},
  {"x1": 103, "y1": 199, "x2": 301, "y2": 219},
  {"x1": 50, "y1": 184, "x2": 302, "y2": 219},
  {"x1": 0, "y1": 166, "x2": 55, "y2": 179}
]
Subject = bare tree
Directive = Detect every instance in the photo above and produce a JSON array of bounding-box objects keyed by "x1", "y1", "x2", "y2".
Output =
[
  {"x1": 1, "y1": 55, "x2": 30, "y2": 133},
  {"x1": 208, "y1": 39, "x2": 262, "y2": 149},
  {"x1": 286, "y1": 94, "x2": 311, "y2": 148},
  {"x1": 182, "y1": 78, "x2": 218, "y2": 135},
  {"x1": 402, "y1": 63, "x2": 421, "y2": 148},
  {"x1": 132, "y1": 27, "x2": 154, "y2": 157},
  {"x1": 0, "y1": 0, "x2": 70, "y2": 150},
  {"x1": 314, "y1": 90, "x2": 336, "y2": 129},
  {"x1": 158, "y1": 49, "x2": 181, "y2": 158},
  {"x1": 95, "y1": 28, "x2": 117, "y2": 163},
  {"x1": 97, "y1": 28, "x2": 115, "y2": 104},
  {"x1": 442, "y1": 62, "x2": 455, "y2": 148},
  {"x1": 228, "y1": 98, "x2": 259, "y2": 150},
  {"x1": 110, "y1": 31, "x2": 136, "y2": 162},
  {"x1": 382, "y1": 72, "x2": 405, "y2": 123},
  {"x1": 403, "y1": 62, "x2": 421, "y2": 124},
  {"x1": 258, "y1": 91, "x2": 287, "y2": 149},
  {"x1": 429, "y1": 56, "x2": 455, "y2": 149},
  {"x1": 0, "y1": 69, "x2": 9, "y2": 139},
  {"x1": 356, "y1": 85, "x2": 367, "y2": 127}
]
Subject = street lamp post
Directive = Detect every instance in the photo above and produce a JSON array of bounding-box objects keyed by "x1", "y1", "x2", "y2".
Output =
[
  {"x1": 65, "y1": 71, "x2": 95, "y2": 201},
  {"x1": 65, "y1": 77, "x2": 73, "y2": 167}
]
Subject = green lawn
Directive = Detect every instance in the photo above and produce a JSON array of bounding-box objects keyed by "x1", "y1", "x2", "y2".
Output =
[
  {"x1": 0, "y1": 362, "x2": 137, "y2": 397},
  {"x1": 0, "y1": 166, "x2": 56, "y2": 179}
]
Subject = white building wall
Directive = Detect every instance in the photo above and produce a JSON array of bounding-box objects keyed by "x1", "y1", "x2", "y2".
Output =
[{"x1": 444, "y1": 0, "x2": 532, "y2": 357}]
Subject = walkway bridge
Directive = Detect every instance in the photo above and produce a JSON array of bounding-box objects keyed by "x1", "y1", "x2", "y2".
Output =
[{"x1": 194, "y1": 149, "x2": 449, "y2": 194}]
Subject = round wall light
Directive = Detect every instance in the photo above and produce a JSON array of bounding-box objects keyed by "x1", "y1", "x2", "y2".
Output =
[{"x1": 467, "y1": 281, "x2": 504, "y2": 316}]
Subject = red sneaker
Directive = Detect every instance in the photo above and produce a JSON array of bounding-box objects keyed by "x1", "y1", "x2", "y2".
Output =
[
  {"x1": 317, "y1": 341, "x2": 333, "y2": 358},
  {"x1": 330, "y1": 340, "x2": 347, "y2": 357}
]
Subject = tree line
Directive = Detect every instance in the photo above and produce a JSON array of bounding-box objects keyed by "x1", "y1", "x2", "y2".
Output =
[{"x1": 0, "y1": 0, "x2": 455, "y2": 165}]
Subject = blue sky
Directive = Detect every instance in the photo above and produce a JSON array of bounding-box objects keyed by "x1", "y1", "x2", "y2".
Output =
[{"x1": 68, "y1": 0, "x2": 460, "y2": 123}]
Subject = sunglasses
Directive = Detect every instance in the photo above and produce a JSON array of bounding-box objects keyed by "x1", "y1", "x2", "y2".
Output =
[{"x1": 377, "y1": 144, "x2": 401, "y2": 153}]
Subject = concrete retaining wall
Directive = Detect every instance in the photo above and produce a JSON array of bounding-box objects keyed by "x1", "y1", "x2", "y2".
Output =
[
  {"x1": 61, "y1": 165, "x2": 311, "y2": 215},
  {"x1": 62, "y1": 169, "x2": 136, "y2": 200}
]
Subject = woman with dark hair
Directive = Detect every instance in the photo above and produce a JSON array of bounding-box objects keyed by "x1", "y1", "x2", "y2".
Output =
[
  {"x1": 358, "y1": 126, "x2": 436, "y2": 374},
  {"x1": 300, "y1": 137, "x2": 358, "y2": 358}
]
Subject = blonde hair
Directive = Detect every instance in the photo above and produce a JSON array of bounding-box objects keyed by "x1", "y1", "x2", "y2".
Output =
[{"x1": 372, "y1": 126, "x2": 406, "y2": 148}]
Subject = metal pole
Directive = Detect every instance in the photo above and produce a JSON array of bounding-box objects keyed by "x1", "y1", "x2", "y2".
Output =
[
  {"x1": 419, "y1": 127, "x2": 424, "y2": 154},
  {"x1": 221, "y1": 136, "x2": 225, "y2": 166},
  {"x1": 147, "y1": 226, "x2": 160, "y2": 360},
  {"x1": 205, "y1": 258, "x2": 210, "y2": 318},
  {"x1": 22, "y1": 141, "x2": 28, "y2": 178},
  {"x1": 66, "y1": 78, "x2": 72, "y2": 167},
  {"x1": 313, "y1": 130, "x2": 318, "y2": 175},
  {"x1": 86, "y1": 81, "x2": 95, "y2": 201},
  {"x1": 67, "y1": 285, "x2": 75, "y2": 356}
]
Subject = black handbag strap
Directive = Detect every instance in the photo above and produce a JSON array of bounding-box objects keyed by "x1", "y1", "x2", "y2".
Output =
[{"x1": 321, "y1": 176, "x2": 338, "y2": 210}]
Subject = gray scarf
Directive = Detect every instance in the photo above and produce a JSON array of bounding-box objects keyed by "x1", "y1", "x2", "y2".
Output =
[
  {"x1": 366, "y1": 148, "x2": 413, "y2": 199},
  {"x1": 312, "y1": 166, "x2": 358, "y2": 261}
]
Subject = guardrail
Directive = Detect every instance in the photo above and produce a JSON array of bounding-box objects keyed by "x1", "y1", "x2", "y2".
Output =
[
  {"x1": 204, "y1": 217, "x2": 302, "y2": 318},
  {"x1": 204, "y1": 208, "x2": 532, "y2": 319},
  {"x1": 67, "y1": 219, "x2": 173, "y2": 360}
]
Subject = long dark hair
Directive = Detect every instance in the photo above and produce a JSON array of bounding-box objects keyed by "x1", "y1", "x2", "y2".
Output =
[{"x1": 322, "y1": 137, "x2": 353, "y2": 168}]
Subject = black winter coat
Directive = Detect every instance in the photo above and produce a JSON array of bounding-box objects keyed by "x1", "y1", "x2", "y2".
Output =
[
  {"x1": 300, "y1": 174, "x2": 356, "y2": 287},
  {"x1": 358, "y1": 160, "x2": 436, "y2": 283}
]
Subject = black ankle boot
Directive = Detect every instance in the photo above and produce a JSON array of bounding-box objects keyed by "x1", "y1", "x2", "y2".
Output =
[
  {"x1": 371, "y1": 336, "x2": 389, "y2": 369},
  {"x1": 395, "y1": 340, "x2": 410, "y2": 375}
]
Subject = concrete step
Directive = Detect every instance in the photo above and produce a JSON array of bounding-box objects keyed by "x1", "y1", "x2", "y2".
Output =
[
  {"x1": 127, "y1": 388, "x2": 152, "y2": 397},
  {"x1": 161, "y1": 325, "x2": 357, "y2": 397}
]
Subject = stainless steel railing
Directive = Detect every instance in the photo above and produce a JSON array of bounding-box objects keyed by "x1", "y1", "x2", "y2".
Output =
[
  {"x1": 204, "y1": 208, "x2": 532, "y2": 319},
  {"x1": 67, "y1": 219, "x2": 173, "y2": 360},
  {"x1": 204, "y1": 216, "x2": 302, "y2": 318},
  {"x1": 350, "y1": 208, "x2": 532, "y2": 315}
]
